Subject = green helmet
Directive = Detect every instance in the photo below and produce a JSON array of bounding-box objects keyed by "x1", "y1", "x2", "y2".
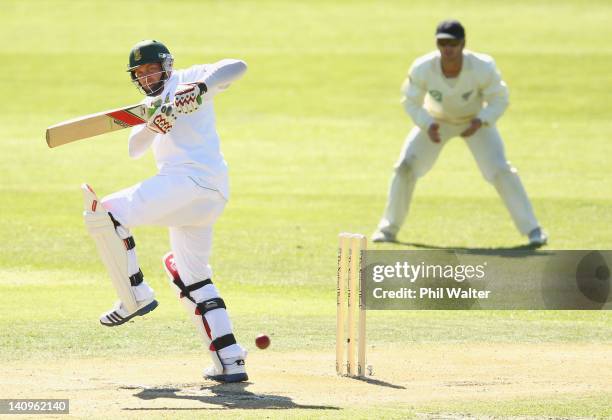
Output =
[{"x1": 127, "y1": 40, "x2": 173, "y2": 96}]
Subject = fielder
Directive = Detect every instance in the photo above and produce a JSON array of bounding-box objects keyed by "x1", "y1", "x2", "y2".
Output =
[
  {"x1": 372, "y1": 20, "x2": 548, "y2": 247},
  {"x1": 82, "y1": 40, "x2": 248, "y2": 382}
]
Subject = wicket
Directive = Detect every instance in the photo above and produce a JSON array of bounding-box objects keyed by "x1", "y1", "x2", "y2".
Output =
[{"x1": 336, "y1": 233, "x2": 367, "y2": 377}]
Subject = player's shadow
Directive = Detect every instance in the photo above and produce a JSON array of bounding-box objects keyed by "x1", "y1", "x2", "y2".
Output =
[
  {"x1": 125, "y1": 382, "x2": 339, "y2": 411},
  {"x1": 395, "y1": 240, "x2": 555, "y2": 256}
]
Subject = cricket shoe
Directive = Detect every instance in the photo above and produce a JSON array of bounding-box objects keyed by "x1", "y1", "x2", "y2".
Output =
[
  {"x1": 528, "y1": 227, "x2": 548, "y2": 247},
  {"x1": 99, "y1": 298, "x2": 158, "y2": 327},
  {"x1": 371, "y1": 230, "x2": 397, "y2": 243},
  {"x1": 203, "y1": 348, "x2": 249, "y2": 383}
]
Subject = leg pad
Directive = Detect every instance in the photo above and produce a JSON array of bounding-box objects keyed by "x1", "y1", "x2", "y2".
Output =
[
  {"x1": 196, "y1": 298, "x2": 226, "y2": 316},
  {"x1": 211, "y1": 333, "x2": 236, "y2": 351}
]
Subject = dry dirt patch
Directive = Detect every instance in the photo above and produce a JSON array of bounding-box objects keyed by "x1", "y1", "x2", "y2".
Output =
[{"x1": 1, "y1": 343, "x2": 610, "y2": 417}]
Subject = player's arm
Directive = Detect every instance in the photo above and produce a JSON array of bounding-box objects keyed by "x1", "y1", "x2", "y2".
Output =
[
  {"x1": 477, "y1": 59, "x2": 509, "y2": 126},
  {"x1": 401, "y1": 64, "x2": 435, "y2": 130},
  {"x1": 128, "y1": 124, "x2": 156, "y2": 158},
  {"x1": 173, "y1": 59, "x2": 247, "y2": 114},
  {"x1": 128, "y1": 101, "x2": 175, "y2": 158},
  {"x1": 199, "y1": 59, "x2": 247, "y2": 95}
]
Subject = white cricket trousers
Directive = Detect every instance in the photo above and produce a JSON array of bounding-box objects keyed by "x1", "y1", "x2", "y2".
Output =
[
  {"x1": 101, "y1": 174, "x2": 242, "y2": 359},
  {"x1": 101, "y1": 174, "x2": 226, "y2": 283},
  {"x1": 378, "y1": 123, "x2": 539, "y2": 236}
]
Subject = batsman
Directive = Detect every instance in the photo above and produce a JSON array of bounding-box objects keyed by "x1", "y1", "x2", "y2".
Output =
[
  {"x1": 372, "y1": 20, "x2": 547, "y2": 247},
  {"x1": 82, "y1": 40, "x2": 248, "y2": 382}
]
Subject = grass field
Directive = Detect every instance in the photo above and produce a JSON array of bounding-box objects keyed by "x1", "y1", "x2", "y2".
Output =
[{"x1": 1, "y1": 0, "x2": 611, "y2": 418}]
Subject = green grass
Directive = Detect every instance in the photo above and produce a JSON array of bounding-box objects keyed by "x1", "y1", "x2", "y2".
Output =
[
  {"x1": 419, "y1": 393, "x2": 612, "y2": 419},
  {"x1": 1, "y1": 0, "x2": 611, "y2": 418}
]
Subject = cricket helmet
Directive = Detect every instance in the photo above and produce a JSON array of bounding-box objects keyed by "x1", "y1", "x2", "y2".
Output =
[{"x1": 127, "y1": 40, "x2": 174, "y2": 96}]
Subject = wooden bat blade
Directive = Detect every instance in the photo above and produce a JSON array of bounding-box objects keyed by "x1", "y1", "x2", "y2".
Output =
[{"x1": 46, "y1": 104, "x2": 147, "y2": 148}]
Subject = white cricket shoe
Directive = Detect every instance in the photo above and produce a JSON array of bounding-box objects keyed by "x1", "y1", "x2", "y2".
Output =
[
  {"x1": 371, "y1": 230, "x2": 397, "y2": 243},
  {"x1": 99, "y1": 298, "x2": 158, "y2": 327},
  {"x1": 528, "y1": 227, "x2": 548, "y2": 247},
  {"x1": 203, "y1": 348, "x2": 249, "y2": 383}
]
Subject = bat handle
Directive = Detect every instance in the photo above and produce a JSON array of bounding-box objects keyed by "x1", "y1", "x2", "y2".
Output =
[{"x1": 196, "y1": 82, "x2": 208, "y2": 93}]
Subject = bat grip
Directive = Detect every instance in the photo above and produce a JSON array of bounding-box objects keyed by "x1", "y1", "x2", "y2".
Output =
[{"x1": 196, "y1": 82, "x2": 208, "y2": 93}]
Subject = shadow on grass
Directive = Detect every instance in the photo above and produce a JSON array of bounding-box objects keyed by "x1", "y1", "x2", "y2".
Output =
[
  {"x1": 124, "y1": 382, "x2": 339, "y2": 411},
  {"x1": 395, "y1": 240, "x2": 555, "y2": 256}
]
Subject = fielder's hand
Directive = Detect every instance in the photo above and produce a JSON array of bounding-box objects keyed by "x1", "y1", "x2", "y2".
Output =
[
  {"x1": 427, "y1": 122, "x2": 441, "y2": 143},
  {"x1": 460, "y1": 118, "x2": 483, "y2": 138},
  {"x1": 174, "y1": 84, "x2": 202, "y2": 114},
  {"x1": 146, "y1": 104, "x2": 176, "y2": 134}
]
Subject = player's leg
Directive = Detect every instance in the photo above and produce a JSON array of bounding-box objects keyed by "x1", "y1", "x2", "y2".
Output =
[
  {"x1": 167, "y1": 190, "x2": 247, "y2": 382},
  {"x1": 101, "y1": 175, "x2": 204, "y2": 227},
  {"x1": 374, "y1": 125, "x2": 448, "y2": 242},
  {"x1": 88, "y1": 174, "x2": 201, "y2": 326},
  {"x1": 466, "y1": 126, "x2": 546, "y2": 244},
  {"x1": 82, "y1": 184, "x2": 157, "y2": 326},
  {"x1": 162, "y1": 252, "x2": 224, "y2": 374}
]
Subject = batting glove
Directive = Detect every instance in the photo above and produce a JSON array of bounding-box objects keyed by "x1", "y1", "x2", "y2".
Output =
[
  {"x1": 146, "y1": 104, "x2": 176, "y2": 134},
  {"x1": 174, "y1": 84, "x2": 202, "y2": 114}
]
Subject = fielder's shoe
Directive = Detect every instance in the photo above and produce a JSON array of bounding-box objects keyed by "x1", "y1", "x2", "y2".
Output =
[
  {"x1": 203, "y1": 348, "x2": 249, "y2": 383},
  {"x1": 371, "y1": 230, "x2": 397, "y2": 243},
  {"x1": 99, "y1": 298, "x2": 158, "y2": 327},
  {"x1": 528, "y1": 227, "x2": 548, "y2": 247}
]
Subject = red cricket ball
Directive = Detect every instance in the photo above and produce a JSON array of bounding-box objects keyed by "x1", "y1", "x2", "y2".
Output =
[{"x1": 255, "y1": 334, "x2": 270, "y2": 349}]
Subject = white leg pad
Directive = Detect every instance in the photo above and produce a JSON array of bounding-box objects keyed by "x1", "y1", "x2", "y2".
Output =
[
  {"x1": 82, "y1": 184, "x2": 138, "y2": 313},
  {"x1": 163, "y1": 253, "x2": 223, "y2": 372}
]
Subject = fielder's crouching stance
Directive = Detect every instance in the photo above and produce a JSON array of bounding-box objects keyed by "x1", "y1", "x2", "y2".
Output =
[
  {"x1": 373, "y1": 20, "x2": 548, "y2": 247},
  {"x1": 83, "y1": 40, "x2": 248, "y2": 382}
]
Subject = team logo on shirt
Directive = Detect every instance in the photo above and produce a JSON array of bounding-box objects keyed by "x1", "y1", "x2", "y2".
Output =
[
  {"x1": 462, "y1": 90, "x2": 473, "y2": 101},
  {"x1": 429, "y1": 90, "x2": 442, "y2": 102}
]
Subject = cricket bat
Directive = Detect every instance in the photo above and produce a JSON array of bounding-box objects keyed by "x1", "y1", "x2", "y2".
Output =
[
  {"x1": 45, "y1": 82, "x2": 206, "y2": 148},
  {"x1": 46, "y1": 103, "x2": 149, "y2": 148}
]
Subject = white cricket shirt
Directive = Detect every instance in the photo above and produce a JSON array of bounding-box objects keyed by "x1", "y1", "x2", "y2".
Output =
[
  {"x1": 128, "y1": 59, "x2": 247, "y2": 199},
  {"x1": 401, "y1": 50, "x2": 509, "y2": 128}
]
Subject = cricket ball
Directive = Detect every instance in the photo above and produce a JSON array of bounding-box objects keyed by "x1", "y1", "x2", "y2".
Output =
[{"x1": 255, "y1": 334, "x2": 270, "y2": 349}]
